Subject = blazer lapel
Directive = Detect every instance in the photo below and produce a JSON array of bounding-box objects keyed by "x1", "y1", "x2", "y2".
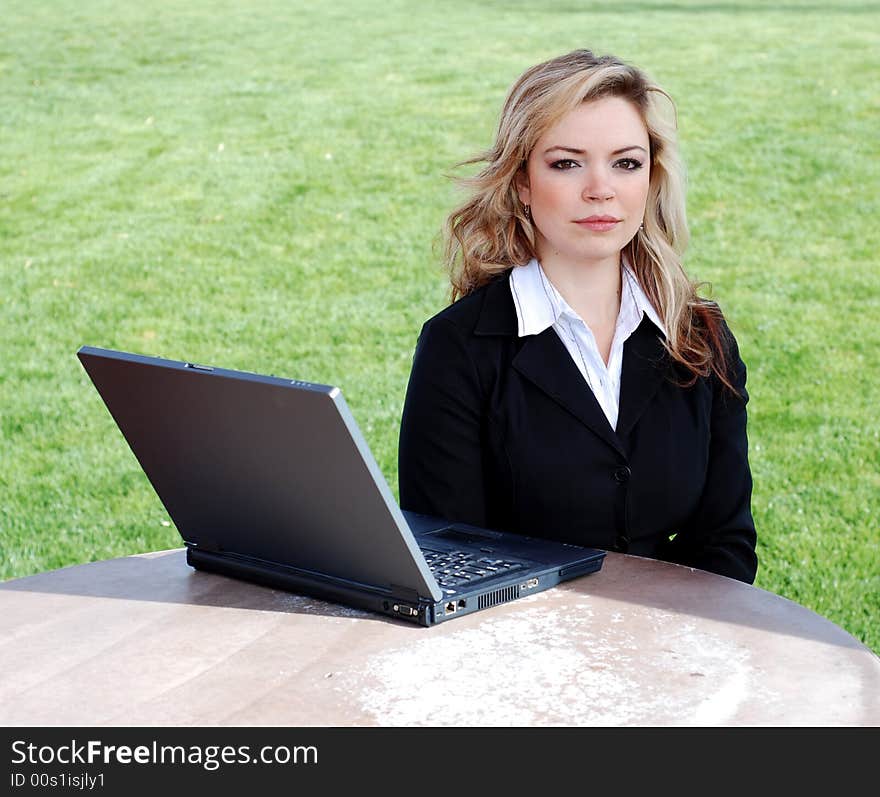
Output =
[
  {"x1": 512, "y1": 329, "x2": 625, "y2": 457},
  {"x1": 616, "y1": 316, "x2": 670, "y2": 438},
  {"x1": 474, "y1": 273, "x2": 666, "y2": 456}
]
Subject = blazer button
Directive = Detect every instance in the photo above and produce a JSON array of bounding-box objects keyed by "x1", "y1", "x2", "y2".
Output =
[
  {"x1": 615, "y1": 534, "x2": 630, "y2": 553},
  {"x1": 613, "y1": 466, "x2": 631, "y2": 484}
]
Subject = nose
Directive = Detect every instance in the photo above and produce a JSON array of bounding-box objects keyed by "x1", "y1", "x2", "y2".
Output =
[{"x1": 581, "y1": 167, "x2": 615, "y2": 201}]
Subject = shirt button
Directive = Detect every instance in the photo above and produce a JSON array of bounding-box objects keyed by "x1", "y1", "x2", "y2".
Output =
[
  {"x1": 613, "y1": 466, "x2": 631, "y2": 484},
  {"x1": 615, "y1": 534, "x2": 630, "y2": 553}
]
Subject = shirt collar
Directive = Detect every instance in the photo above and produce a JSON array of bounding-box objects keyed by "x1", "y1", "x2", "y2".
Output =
[
  {"x1": 508, "y1": 258, "x2": 562, "y2": 337},
  {"x1": 508, "y1": 257, "x2": 667, "y2": 338},
  {"x1": 621, "y1": 262, "x2": 667, "y2": 337}
]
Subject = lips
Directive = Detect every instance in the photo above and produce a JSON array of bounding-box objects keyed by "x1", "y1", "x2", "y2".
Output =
[{"x1": 575, "y1": 215, "x2": 621, "y2": 232}]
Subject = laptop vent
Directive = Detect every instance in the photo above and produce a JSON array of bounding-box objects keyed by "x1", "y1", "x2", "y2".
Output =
[{"x1": 478, "y1": 585, "x2": 520, "y2": 610}]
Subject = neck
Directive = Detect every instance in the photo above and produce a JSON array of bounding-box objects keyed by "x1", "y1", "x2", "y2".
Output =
[{"x1": 537, "y1": 250, "x2": 622, "y2": 327}]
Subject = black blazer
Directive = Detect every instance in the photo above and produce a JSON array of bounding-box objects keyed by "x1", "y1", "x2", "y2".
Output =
[{"x1": 398, "y1": 272, "x2": 758, "y2": 584}]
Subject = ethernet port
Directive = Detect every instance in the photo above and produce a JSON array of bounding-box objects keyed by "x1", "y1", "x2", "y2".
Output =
[{"x1": 445, "y1": 601, "x2": 457, "y2": 614}]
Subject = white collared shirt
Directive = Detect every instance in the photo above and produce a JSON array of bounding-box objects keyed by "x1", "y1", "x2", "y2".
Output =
[{"x1": 509, "y1": 258, "x2": 667, "y2": 431}]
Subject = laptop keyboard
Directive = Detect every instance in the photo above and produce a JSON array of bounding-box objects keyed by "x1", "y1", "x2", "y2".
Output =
[{"x1": 421, "y1": 548, "x2": 525, "y2": 589}]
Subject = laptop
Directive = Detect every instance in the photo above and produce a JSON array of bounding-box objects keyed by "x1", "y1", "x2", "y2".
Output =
[{"x1": 77, "y1": 345, "x2": 605, "y2": 626}]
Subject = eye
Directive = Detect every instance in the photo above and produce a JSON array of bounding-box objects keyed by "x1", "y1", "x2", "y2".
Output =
[
  {"x1": 615, "y1": 158, "x2": 644, "y2": 171},
  {"x1": 550, "y1": 158, "x2": 580, "y2": 170}
]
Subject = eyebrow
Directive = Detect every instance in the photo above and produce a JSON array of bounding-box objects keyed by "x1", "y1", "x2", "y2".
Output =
[{"x1": 543, "y1": 145, "x2": 648, "y2": 156}]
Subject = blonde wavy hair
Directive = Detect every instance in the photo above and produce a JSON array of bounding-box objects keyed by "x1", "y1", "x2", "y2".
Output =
[{"x1": 444, "y1": 49, "x2": 733, "y2": 389}]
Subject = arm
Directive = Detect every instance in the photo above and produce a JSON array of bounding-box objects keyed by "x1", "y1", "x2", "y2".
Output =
[
  {"x1": 398, "y1": 316, "x2": 489, "y2": 525},
  {"x1": 659, "y1": 325, "x2": 759, "y2": 583}
]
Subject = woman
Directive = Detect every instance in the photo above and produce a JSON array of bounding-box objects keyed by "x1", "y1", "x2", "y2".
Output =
[{"x1": 398, "y1": 50, "x2": 758, "y2": 583}]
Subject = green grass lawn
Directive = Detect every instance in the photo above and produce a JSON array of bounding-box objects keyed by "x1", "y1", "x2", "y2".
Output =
[{"x1": 2, "y1": 0, "x2": 877, "y2": 653}]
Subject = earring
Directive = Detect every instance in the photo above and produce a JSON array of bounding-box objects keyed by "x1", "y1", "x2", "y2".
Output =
[{"x1": 524, "y1": 204, "x2": 531, "y2": 221}]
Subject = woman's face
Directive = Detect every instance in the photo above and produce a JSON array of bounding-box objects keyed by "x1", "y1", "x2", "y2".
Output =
[{"x1": 516, "y1": 96, "x2": 651, "y2": 272}]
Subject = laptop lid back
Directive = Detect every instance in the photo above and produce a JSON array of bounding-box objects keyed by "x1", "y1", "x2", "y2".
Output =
[{"x1": 77, "y1": 346, "x2": 441, "y2": 601}]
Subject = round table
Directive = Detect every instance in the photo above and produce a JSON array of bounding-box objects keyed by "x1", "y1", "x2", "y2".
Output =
[{"x1": 1, "y1": 549, "x2": 877, "y2": 726}]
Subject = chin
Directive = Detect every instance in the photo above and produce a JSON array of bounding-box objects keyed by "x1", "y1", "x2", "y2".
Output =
[{"x1": 576, "y1": 244, "x2": 626, "y2": 264}]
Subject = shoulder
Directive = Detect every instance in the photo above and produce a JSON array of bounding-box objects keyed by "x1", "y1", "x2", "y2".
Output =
[
  {"x1": 693, "y1": 300, "x2": 749, "y2": 403},
  {"x1": 423, "y1": 284, "x2": 492, "y2": 331},
  {"x1": 420, "y1": 272, "x2": 517, "y2": 340}
]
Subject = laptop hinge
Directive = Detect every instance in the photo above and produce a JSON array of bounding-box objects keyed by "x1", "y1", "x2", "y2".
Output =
[
  {"x1": 390, "y1": 584, "x2": 422, "y2": 603},
  {"x1": 197, "y1": 539, "x2": 221, "y2": 553}
]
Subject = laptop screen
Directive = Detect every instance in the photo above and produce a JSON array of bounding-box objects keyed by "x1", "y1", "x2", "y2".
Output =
[{"x1": 77, "y1": 346, "x2": 441, "y2": 600}]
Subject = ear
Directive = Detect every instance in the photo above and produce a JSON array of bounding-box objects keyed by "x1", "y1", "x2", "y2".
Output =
[{"x1": 514, "y1": 166, "x2": 531, "y2": 206}]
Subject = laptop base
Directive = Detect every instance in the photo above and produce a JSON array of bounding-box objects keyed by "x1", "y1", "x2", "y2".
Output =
[{"x1": 187, "y1": 539, "x2": 604, "y2": 627}]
